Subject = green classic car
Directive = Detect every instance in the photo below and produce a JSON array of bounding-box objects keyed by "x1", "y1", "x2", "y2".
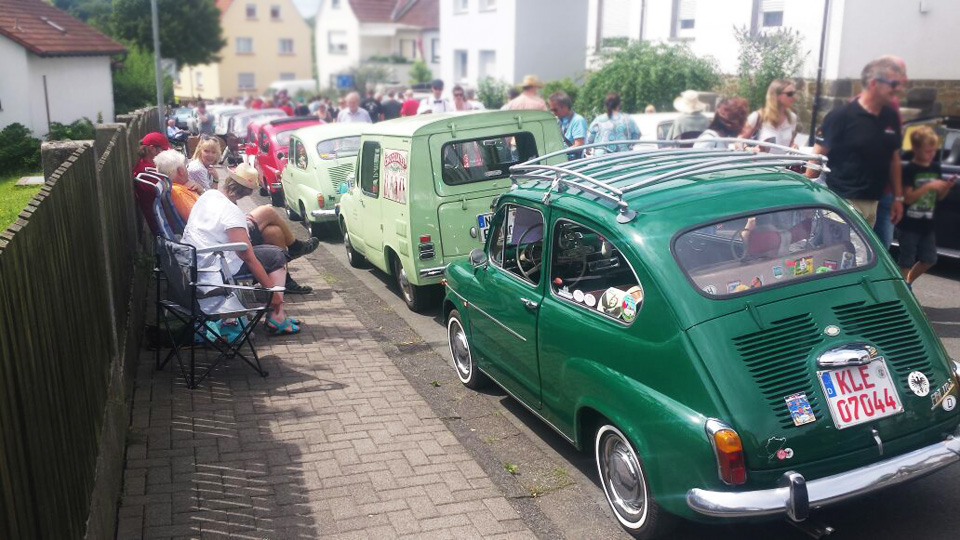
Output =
[
  {"x1": 442, "y1": 143, "x2": 960, "y2": 538},
  {"x1": 338, "y1": 111, "x2": 566, "y2": 312},
  {"x1": 280, "y1": 123, "x2": 370, "y2": 236}
]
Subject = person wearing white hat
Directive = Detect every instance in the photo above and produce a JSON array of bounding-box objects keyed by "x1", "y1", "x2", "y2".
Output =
[
  {"x1": 506, "y1": 75, "x2": 548, "y2": 111},
  {"x1": 667, "y1": 90, "x2": 711, "y2": 140},
  {"x1": 182, "y1": 163, "x2": 302, "y2": 335}
]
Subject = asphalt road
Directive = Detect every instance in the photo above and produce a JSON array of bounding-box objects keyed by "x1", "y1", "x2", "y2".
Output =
[{"x1": 292, "y1": 210, "x2": 960, "y2": 540}]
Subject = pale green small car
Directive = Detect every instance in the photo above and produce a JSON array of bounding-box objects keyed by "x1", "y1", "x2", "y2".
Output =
[
  {"x1": 338, "y1": 110, "x2": 566, "y2": 311},
  {"x1": 281, "y1": 123, "x2": 371, "y2": 236}
]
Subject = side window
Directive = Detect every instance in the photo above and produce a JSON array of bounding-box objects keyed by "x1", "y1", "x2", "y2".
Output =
[
  {"x1": 293, "y1": 139, "x2": 308, "y2": 169},
  {"x1": 550, "y1": 220, "x2": 642, "y2": 324},
  {"x1": 259, "y1": 130, "x2": 269, "y2": 153},
  {"x1": 489, "y1": 204, "x2": 544, "y2": 285},
  {"x1": 359, "y1": 141, "x2": 381, "y2": 197}
]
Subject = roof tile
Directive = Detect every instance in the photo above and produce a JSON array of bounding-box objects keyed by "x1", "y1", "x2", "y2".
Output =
[{"x1": 0, "y1": 0, "x2": 125, "y2": 56}]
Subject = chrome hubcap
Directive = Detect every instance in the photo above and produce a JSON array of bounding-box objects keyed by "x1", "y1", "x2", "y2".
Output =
[
  {"x1": 397, "y1": 263, "x2": 413, "y2": 301},
  {"x1": 448, "y1": 319, "x2": 471, "y2": 379},
  {"x1": 598, "y1": 428, "x2": 647, "y2": 526}
]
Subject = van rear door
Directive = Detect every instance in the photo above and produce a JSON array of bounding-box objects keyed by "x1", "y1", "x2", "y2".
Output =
[{"x1": 433, "y1": 126, "x2": 544, "y2": 258}]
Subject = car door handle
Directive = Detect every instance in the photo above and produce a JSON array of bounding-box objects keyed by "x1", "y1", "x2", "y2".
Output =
[{"x1": 520, "y1": 298, "x2": 539, "y2": 311}]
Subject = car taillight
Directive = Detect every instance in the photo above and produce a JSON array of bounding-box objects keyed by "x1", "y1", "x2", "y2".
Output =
[
  {"x1": 706, "y1": 419, "x2": 746, "y2": 485},
  {"x1": 418, "y1": 234, "x2": 435, "y2": 260},
  {"x1": 317, "y1": 195, "x2": 325, "y2": 209}
]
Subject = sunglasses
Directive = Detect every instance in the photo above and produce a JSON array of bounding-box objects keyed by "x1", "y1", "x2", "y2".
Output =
[
  {"x1": 875, "y1": 77, "x2": 901, "y2": 89},
  {"x1": 782, "y1": 91, "x2": 796, "y2": 97},
  {"x1": 453, "y1": 93, "x2": 465, "y2": 98}
]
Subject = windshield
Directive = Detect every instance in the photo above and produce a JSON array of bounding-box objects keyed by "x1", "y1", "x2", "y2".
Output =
[
  {"x1": 317, "y1": 136, "x2": 361, "y2": 159},
  {"x1": 673, "y1": 207, "x2": 874, "y2": 297}
]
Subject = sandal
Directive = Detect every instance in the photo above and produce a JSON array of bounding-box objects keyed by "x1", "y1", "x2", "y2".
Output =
[{"x1": 266, "y1": 316, "x2": 301, "y2": 336}]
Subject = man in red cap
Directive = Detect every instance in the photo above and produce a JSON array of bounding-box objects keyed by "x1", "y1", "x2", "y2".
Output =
[{"x1": 132, "y1": 132, "x2": 172, "y2": 234}]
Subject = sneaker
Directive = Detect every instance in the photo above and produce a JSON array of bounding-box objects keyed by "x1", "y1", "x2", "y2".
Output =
[
  {"x1": 285, "y1": 274, "x2": 313, "y2": 294},
  {"x1": 289, "y1": 237, "x2": 320, "y2": 259}
]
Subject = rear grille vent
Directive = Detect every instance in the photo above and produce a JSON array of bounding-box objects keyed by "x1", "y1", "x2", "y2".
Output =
[
  {"x1": 328, "y1": 163, "x2": 353, "y2": 192},
  {"x1": 832, "y1": 300, "x2": 931, "y2": 384},
  {"x1": 733, "y1": 314, "x2": 825, "y2": 429}
]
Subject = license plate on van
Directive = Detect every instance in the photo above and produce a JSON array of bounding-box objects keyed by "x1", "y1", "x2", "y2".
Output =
[
  {"x1": 477, "y1": 213, "x2": 493, "y2": 242},
  {"x1": 817, "y1": 359, "x2": 903, "y2": 429}
]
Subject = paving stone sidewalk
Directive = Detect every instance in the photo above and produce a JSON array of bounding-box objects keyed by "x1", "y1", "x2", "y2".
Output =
[{"x1": 116, "y1": 252, "x2": 537, "y2": 539}]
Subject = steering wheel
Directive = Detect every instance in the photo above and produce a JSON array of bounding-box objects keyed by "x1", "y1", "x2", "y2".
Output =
[
  {"x1": 730, "y1": 229, "x2": 748, "y2": 261},
  {"x1": 516, "y1": 223, "x2": 544, "y2": 281}
]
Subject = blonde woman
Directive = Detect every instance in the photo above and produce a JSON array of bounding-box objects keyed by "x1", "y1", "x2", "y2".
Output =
[
  {"x1": 187, "y1": 136, "x2": 223, "y2": 189},
  {"x1": 740, "y1": 79, "x2": 799, "y2": 152}
]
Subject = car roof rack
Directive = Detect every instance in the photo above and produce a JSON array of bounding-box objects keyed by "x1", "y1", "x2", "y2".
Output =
[{"x1": 510, "y1": 139, "x2": 829, "y2": 223}]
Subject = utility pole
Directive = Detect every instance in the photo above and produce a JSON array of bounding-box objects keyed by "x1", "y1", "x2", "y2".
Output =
[{"x1": 151, "y1": 0, "x2": 164, "y2": 127}]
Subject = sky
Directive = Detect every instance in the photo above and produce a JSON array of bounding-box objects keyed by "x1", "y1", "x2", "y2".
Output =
[{"x1": 293, "y1": 0, "x2": 321, "y2": 18}]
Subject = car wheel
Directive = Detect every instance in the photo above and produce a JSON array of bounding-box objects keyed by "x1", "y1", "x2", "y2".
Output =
[
  {"x1": 287, "y1": 205, "x2": 302, "y2": 222},
  {"x1": 595, "y1": 425, "x2": 674, "y2": 539},
  {"x1": 392, "y1": 255, "x2": 428, "y2": 312},
  {"x1": 271, "y1": 190, "x2": 284, "y2": 207},
  {"x1": 343, "y1": 227, "x2": 366, "y2": 268},
  {"x1": 447, "y1": 309, "x2": 487, "y2": 389},
  {"x1": 259, "y1": 186, "x2": 268, "y2": 196}
]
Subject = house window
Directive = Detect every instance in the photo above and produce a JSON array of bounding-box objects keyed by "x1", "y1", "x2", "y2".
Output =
[
  {"x1": 671, "y1": 0, "x2": 696, "y2": 38},
  {"x1": 328, "y1": 31, "x2": 347, "y2": 54},
  {"x1": 479, "y1": 0, "x2": 496, "y2": 11},
  {"x1": 600, "y1": 0, "x2": 631, "y2": 48},
  {"x1": 195, "y1": 72, "x2": 204, "y2": 89},
  {"x1": 238, "y1": 73, "x2": 255, "y2": 90},
  {"x1": 331, "y1": 0, "x2": 341, "y2": 8},
  {"x1": 236, "y1": 37, "x2": 253, "y2": 54},
  {"x1": 454, "y1": 50, "x2": 468, "y2": 82},
  {"x1": 761, "y1": 0, "x2": 784, "y2": 27},
  {"x1": 479, "y1": 50, "x2": 496, "y2": 80},
  {"x1": 454, "y1": 0, "x2": 468, "y2": 14},
  {"x1": 279, "y1": 38, "x2": 294, "y2": 54},
  {"x1": 431, "y1": 38, "x2": 440, "y2": 63},
  {"x1": 271, "y1": 5, "x2": 281, "y2": 19},
  {"x1": 399, "y1": 39, "x2": 417, "y2": 60},
  {"x1": 280, "y1": 72, "x2": 296, "y2": 81},
  {"x1": 246, "y1": 3, "x2": 257, "y2": 18}
]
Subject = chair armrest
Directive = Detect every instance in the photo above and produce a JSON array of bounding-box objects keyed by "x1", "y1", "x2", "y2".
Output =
[
  {"x1": 196, "y1": 242, "x2": 248, "y2": 254},
  {"x1": 202, "y1": 283, "x2": 286, "y2": 293}
]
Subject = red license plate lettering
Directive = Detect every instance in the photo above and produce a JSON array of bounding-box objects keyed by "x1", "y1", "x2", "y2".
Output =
[{"x1": 818, "y1": 359, "x2": 903, "y2": 429}]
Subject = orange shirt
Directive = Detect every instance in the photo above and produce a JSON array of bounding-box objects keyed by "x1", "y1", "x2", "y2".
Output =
[
  {"x1": 170, "y1": 184, "x2": 200, "y2": 221},
  {"x1": 506, "y1": 93, "x2": 547, "y2": 111}
]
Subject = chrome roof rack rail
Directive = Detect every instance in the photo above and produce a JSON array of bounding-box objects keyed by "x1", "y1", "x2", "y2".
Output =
[{"x1": 621, "y1": 153, "x2": 828, "y2": 193}]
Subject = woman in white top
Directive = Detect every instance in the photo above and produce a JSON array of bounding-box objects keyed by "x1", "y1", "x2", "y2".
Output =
[
  {"x1": 739, "y1": 79, "x2": 799, "y2": 152},
  {"x1": 187, "y1": 136, "x2": 222, "y2": 190}
]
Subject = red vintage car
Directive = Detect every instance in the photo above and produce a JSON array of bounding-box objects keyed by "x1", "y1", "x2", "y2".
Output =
[{"x1": 250, "y1": 116, "x2": 322, "y2": 206}]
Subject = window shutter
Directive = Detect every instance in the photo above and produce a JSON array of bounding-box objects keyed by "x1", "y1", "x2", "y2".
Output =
[
  {"x1": 762, "y1": 0, "x2": 785, "y2": 11},
  {"x1": 678, "y1": 0, "x2": 696, "y2": 20},
  {"x1": 601, "y1": 0, "x2": 632, "y2": 39}
]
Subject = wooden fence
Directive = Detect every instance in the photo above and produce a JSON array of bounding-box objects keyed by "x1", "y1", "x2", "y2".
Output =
[{"x1": 0, "y1": 108, "x2": 158, "y2": 539}]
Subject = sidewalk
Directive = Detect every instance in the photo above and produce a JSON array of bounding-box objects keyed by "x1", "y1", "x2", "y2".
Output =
[{"x1": 116, "y1": 251, "x2": 537, "y2": 539}]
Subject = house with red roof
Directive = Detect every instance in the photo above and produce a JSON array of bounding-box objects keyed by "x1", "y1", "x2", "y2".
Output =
[
  {"x1": 315, "y1": 0, "x2": 439, "y2": 90},
  {"x1": 176, "y1": 0, "x2": 313, "y2": 100},
  {"x1": 0, "y1": 0, "x2": 125, "y2": 137}
]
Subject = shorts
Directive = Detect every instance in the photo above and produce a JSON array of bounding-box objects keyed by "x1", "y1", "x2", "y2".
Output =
[
  {"x1": 846, "y1": 199, "x2": 879, "y2": 227},
  {"x1": 246, "y1": 218, "x2": 264, "y2": 245},
  {"x1": 237, "y1": 244, "x2": 288, "y2": 277},
  {"x1": 897, "y1": 229, "x2": 937, "y2": 267}
]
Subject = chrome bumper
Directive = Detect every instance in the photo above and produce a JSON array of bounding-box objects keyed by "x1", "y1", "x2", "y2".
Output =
[
  {"x1": 419, "y1": 265, "x2": 447, "y2": 279},
  {"x1": 310, "y1": 209, "x2": 337, "y2": 217},
  {"x1": 687, "y1": 426, "x2": 960, "y2": 521}
]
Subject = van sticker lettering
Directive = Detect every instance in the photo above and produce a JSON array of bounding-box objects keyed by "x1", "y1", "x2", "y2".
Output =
[
  {"x1": 382, "y1": 149, "x2": 409, "y2": 204},
  {"x1": 929, "y1": 380, "x2": 955, "y2": 409}
]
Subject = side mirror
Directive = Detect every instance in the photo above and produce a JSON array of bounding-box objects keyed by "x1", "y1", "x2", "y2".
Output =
[
  {"x1": 469, "y1": 248, "x2": 488, "y2": 270},
  {"x1": 276, "y1": 151, "x2": 285, "y2": 161}
]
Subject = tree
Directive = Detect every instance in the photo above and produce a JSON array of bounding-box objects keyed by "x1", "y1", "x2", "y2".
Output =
[
  {"x1": 113, "y1": 45, "x2": 174, "y2": 115},
  {"x1": 734, "y1": 26, "x2": 807, "y2": 109},
  {"x1": 112, "y1": 0, "x2": 225, "y2": 67},
  {"x1": 348, "y1": 64, "x2": 390, "y2": 94},
  {"x1": 53, "y1": 0, "x2": 112, "y2": 31},
  {"x1": 409, "y1": 60, "x2": 432, "y2": 85},
  {"x1": 577, "y1": 41, "x2": 721, "y2": 116},
  {"x1": 477, "y1": 77, "x2": 511, "y2": 110},
  {"x1": 542, "y1": 78, "x2": 580, "y2": 109}
]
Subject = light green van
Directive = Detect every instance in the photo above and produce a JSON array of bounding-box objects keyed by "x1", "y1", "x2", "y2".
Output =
[
  {"x1": 338, "y1": 110, "x2": 566, "y2": 311},
  {"x1": 281, "y1": 123, "x2": 370, "y2": 236}
]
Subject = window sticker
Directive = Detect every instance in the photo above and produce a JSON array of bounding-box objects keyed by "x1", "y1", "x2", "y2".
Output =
[{"x1": 382, "y1": 149, "x2": 409, "y2": 204}]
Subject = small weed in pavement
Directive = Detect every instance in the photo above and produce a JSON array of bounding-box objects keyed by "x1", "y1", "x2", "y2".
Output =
[
  {"x1": 504, "y1": 462, "x2": 519, "y2": 475},
  {"x1": 430, "y1": 380, "x2": 441, "y2": 387}
]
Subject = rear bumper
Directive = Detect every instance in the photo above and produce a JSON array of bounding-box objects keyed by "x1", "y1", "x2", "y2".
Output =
[
  {"x1": 419, "y1": 265, "x2": 447, "y2": 279},
  {"x1": 687, "y1": 425, "x2": 960, "y2": 521},
  {"x1": 310, "y1": 209, "x2": 337, "y2": 218}
]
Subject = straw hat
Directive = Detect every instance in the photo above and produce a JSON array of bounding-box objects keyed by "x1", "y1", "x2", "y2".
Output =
[
  {"x1": 228, "y1": 163, "x2": 259, "y2": 190},
  {"x1": 673, "y1": 90, "x2": 706, "y2": 113},
  {"x1": 520, "y1": 75, "x2": 545, "y2": 89}
]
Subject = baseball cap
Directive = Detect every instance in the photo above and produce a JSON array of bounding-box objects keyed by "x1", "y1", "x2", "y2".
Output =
[{"x1": 140, "y1": 132, "x2": 171, "y2": 150}]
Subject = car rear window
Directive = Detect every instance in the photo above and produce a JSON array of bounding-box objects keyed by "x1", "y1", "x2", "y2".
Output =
[
  {"x1": 673, "y1": 207, "x2": 874, "y2": 297},
  {"x1": 317, "y1": 136, "x2": 361, "y2": 159},
  {"x1": 441, "y1": 132, "x2": 538, "y2": 186}
]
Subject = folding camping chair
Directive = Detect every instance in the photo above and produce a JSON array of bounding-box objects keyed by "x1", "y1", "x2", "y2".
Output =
[{"x1": 154, "y1": 236, "x2": 281, "y2": 388}]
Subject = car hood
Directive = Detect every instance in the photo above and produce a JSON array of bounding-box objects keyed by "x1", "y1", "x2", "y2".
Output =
[{"x1": 685, "y1": 279, "x2": 958, "y2": 472}]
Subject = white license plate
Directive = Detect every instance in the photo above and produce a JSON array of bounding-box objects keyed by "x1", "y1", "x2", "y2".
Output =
[
  {"x1": 817, "y1": 359, "x2": 903, "y2": 429},
  {"x1": 477, "y1": 212, "x2": 493, "y2": 242}
]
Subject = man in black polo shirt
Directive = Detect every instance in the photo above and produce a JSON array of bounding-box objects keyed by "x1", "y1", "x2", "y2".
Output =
[{"x1": 808, "y1": 58, "x2": 905, "y2": 226}]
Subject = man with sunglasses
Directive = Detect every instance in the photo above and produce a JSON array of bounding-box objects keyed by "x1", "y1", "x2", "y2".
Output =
[{"x1": 808, "y1": 57, "x2": 905, "y2": 227}]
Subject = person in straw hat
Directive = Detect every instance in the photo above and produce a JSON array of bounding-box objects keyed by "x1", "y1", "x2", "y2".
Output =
[
  {"x1": 506, "y1": 75, "x2": 548, "y2": 111},
  {"x1": 667, "y1": 90, "x2": 711, "y2": 140},
  {"x1": 181, "y1": 163, "x2": 305, "y2": 335}
]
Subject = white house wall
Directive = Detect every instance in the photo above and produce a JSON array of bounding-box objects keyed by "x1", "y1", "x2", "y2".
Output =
[
  {"x1": 440, "y1": 0, "x2": 517, "y2": 86},
  {"x1": 0, "y1": 35, "x2": 32, "y2": 133},
  {"x1": 422, "y1": 29, "x2": 440, "y2": 77},
  {"x1": 28, "y1": 55, "x2": 115, "y2": 136},
  {"x1": 316, "y1": 0, "x2": 362, "y2": 89},
  {"x1": 513, "y1": 0, "x2": 587, "y2": 83}
]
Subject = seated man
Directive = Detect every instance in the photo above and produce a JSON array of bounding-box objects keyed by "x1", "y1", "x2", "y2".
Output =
[
  {"x1": 166, "y1": 118, "x2": 188, "y2": 144},
  {"x1": 154, "y1": 152, "x2": 317, "y2": 294}
]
